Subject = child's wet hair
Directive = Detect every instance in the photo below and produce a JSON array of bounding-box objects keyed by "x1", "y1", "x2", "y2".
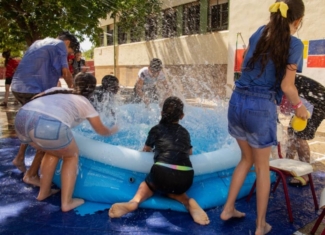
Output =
[
  {"x1": 74, "y1": 72, "x2": 97, "y2": 97},
  {"x1": 160, "y1": 96, "x2": 184, "y2": 124},
  {"x1": 150, "y1": 58, "x2": 163, "y2": 72},
  {"x1": 102, "y1": 75, "x2": 119, "y2": 94}
]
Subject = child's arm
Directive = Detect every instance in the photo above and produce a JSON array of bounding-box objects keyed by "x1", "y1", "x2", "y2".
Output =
[
  {"x1": 143, "y1": 145, "x2": 152, "y2": 152},
  {"x1": 189, "y1": 148, "x2": 193, "y2": 155}
]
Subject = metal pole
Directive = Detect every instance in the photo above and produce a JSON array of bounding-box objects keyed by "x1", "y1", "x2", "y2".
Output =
[{"x1": 113, "y1": 17, "x2": 116, "y2": 75}]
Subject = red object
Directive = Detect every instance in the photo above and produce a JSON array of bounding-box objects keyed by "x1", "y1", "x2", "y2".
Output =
[
  {"x1": 279, "y1": 95, "x2": 293, "y2": 115},
  {"x1": 85, "y1": 60, "x2": 95, "y2": 76},
  {"x1": 68, "y1": 54, "x2": 75, "y2": 60},
  {"x1": 307, "y1": 55, "x2": 325, "y2": 68},
  {"x1": 246, "y1": 142, "x2": 319, "y2": 223},
  {"x1": 5, "y1": 58, "x2": 19, "y2": 77},
  {"x1": 292, "y1": 100, "x2": 302, "y2": 109},
  {"x1": 311, "y1": 209, "x2": 325, "y2": 234},
  {"x1": 234, "y1": 49, "x2": 246, "y2": 72},
  {"x1": 0, "y1": 67, "x2": 5, "y2": 79},
  {"x1": 67, "y1": 55, "x2": 75, "y2": 74}
]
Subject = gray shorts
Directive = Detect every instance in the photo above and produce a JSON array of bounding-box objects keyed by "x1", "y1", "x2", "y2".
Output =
[{"x1": 15, "y1": 109, "x2": 73, "y2": 150}]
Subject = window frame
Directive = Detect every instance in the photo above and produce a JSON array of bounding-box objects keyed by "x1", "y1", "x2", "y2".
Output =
[
  {"x1": 162, "y1": 8, "x2": 178, "y2": 38},
  {"x1": 183, "y1": 1, "x2": 201, "y2": 35},
  {"x1": 209, "y1": 0, "x2": 229, "y2": 32}
]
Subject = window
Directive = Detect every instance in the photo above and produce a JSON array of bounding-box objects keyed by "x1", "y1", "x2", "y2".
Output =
[
  {"x1": 99, "y1": 34, "x2": 104, "y2": 47},
  {"x1": 183, "y1": 2, "x2": 200, "y2": 35},
  {"x1": 100, "y1": 27, "x2": 114, "y2": 46},
  {"x1": 117, "y1": 25, "x2": 127, "y2": 45},
  {"x1": 130, "y1": 25, "x2": 142, "y2": 43},
  {"x1": 145, "y1": 17, "x2": 158, "y2": 41},
  {"x1": 209, "y1": 0, "x2": 229, "y2": 31},
  {"x1": 162, "y1": 8, "x2": 177, "y2": 38},
  {"x1": 107, "y1": 29, "x2": 114, "y2": 46}
]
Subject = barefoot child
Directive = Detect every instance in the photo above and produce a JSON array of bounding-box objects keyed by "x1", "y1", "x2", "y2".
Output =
[
  {"x1": 221, "y1": 1, "x2": 306, "y2": 234},
  {"x1": 109, "y1": 96, "x2": 210, "y2": 225},
  {"x1": 14, "y1": 72, "x2": 118, "y2": 212}
]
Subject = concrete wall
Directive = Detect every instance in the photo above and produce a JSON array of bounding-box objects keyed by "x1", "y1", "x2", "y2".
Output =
[
  {"x1": 94, "y1": 0, "x2": 325, "y2": 99},
  {"x1": 94, "y1": 31, "x2": 229, "y2": 98}
]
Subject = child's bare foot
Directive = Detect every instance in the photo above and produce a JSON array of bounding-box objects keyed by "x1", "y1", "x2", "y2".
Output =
[
  {"x1": 23, "y1": 175, "x2": 40, "y2": 187},
  {"x1": 37, "y1": 188, "x2": 60, "y2": 201},
  {"x1": 256, "y1": 223, "x2": 272, "y2": 235},
  {"x1": 220, "y1": 208, "x2": 245, "y2": 221},
  {"x1": 188, "y1": 198, "x2": 210, "y2": 225},
  {"x1": 109, "y1": 201, "x2": 139, "y2": 218},
  {"x1": 12, "y1": 159, "x2": 26, "y2": 173},
  {"x1": 61, "y1": 198, "x2": 85, "y2": 212}
]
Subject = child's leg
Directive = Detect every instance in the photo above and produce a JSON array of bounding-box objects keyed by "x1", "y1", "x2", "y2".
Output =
[
  {"x1": 2, "y1": 84, "x2": 9, "y2": 103},
  {"x1": 168, "y1": 193, "x2": 210, "y2": 225},
  {"x1": 37, "y1": 152, "x2": 60, "y2": 200},
  {"x1": 109, "y1": 181, "x2": 154, "y2": 218},
  {"x1": 220, "y1": 139, "x2": 253, "y2": 220},
  {"x1": 58, "y1": 139, "x2": 84, "y2": 212},
  {"x1": 286, "y1": 129, "x2": 298, "y2": 159},
  {"x1": 253, "y1": 146, "x2": 272, "y2": 235},
  {"x1": 32, "y1": 137, "x2": 83, "y2": 212},
  {"x1": 296, "y1": 138, "x2": 310, "y2": 163},
  {"x1": 12, "y1": 143, "x2": 28, "y2": 173},
  {"x1": 23, "y1": 149, "x2": 45, "y2": 187}
]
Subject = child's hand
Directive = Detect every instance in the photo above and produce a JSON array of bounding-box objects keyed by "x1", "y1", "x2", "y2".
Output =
[
  {"x1": 295, "y1": 104, "x2": 309, "y2": 120},
  {"x1": 109, "y1": 125, "x2": 119, "y2": 135}
]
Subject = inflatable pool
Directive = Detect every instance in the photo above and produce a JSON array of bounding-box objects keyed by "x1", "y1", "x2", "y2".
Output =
[{"x1": 52, "y1": 103, "x2": 258, "y2": 215}]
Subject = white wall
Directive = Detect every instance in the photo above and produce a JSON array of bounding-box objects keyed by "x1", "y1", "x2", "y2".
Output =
[{"x1": 227, "y1": 0, "x2": 325, "y2": 92}]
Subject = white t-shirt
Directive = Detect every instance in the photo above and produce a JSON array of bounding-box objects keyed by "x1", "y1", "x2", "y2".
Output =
[
  {"x1": 21, "y1": 87, "x2": 98, "y2": 127},
  {"x1": 138, "y1": 67, "x2": 165, "y2": 90}
]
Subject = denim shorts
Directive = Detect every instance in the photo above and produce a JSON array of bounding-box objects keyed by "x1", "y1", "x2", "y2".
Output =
[
  {"x1": 228, "y1": 87, "x2": 278, "y2": 148},
  {"x1": 15, "y1": 109, "x2": 73, "y2": 150}
]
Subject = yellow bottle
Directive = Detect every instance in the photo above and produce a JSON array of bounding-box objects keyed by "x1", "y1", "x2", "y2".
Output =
[{"x1": 290, "y1": 111, "x2": 310, "y2": 132}]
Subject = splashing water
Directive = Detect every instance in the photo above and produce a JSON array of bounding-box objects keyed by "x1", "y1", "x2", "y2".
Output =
[{"x1": 74, "y1": 99, "x2": 234, "y2": 155}]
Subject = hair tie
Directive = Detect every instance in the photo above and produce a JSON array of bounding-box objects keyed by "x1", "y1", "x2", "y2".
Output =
[{"x1": 269, "y1": 2, "x2": 289, "y2": 18}]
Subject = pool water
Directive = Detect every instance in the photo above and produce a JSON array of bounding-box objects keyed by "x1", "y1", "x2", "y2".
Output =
[{"x1": 74, "y1": 102, "x2": 234, "y2": 154}]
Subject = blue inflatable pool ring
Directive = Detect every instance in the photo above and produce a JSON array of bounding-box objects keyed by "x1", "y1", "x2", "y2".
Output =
[{"x1": 52, "y1": 103, "x2": 260, "y2": 215}]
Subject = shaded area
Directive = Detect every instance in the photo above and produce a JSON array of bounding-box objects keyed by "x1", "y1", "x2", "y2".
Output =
[{"x1": 1, "y1": 137, "x2": 325, "y2": 234}]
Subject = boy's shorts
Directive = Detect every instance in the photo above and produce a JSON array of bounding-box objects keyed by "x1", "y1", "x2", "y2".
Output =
[
  {"x1": 228, "y1": 86, "x2": 278, "y2": 148},
  {"x1": 145, "y1": 164, "x2": 194, "y2": 195}
]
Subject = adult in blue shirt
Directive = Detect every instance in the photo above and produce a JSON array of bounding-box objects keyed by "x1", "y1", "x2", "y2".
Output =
[
  {"x1": 11, "y1": 31, "x2": 79, "y2": 188},
  {"x1": 220, "y1": 1, "x2": 308, "y2": 235}
]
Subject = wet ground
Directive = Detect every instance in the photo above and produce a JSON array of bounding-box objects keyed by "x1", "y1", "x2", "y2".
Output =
[{"x1": 1, "y1": 80, "x2": 325, "y2": 234}]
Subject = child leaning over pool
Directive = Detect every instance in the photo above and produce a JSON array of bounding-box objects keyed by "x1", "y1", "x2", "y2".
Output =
[{"x1": 109, "y1": 96, "x2": 210, "y2": 225}]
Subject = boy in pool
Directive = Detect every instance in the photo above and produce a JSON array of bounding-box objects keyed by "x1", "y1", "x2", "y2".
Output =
[
  {"x1": 89, "y1": 75, "x2": 119, "y2": 118},
  {"x1": 132, "y1": 58, "x2": 171, "y2": 106},
  {"x1": 109, "y1": 96, "x2": 210, "y2": 225}
]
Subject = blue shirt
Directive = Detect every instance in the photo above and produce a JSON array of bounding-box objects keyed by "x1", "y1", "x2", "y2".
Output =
[
  {"x1": 236, "y1": 26, "x2": 304, "y2": 102},
  {"x1": 11, "y1": 38, "x2": 69, "y2": 93}
]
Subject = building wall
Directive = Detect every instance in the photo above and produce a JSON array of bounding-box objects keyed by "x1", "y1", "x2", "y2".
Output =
[
  {"x1": 94, "y1": 31, "x2": 229, "y2": 98},
  {"x1": 227, "y1": 0, "x2": 325, "y2": 95},
  {"x1": 94, "y1": 0, "x2": 325, "y2": 98}
]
